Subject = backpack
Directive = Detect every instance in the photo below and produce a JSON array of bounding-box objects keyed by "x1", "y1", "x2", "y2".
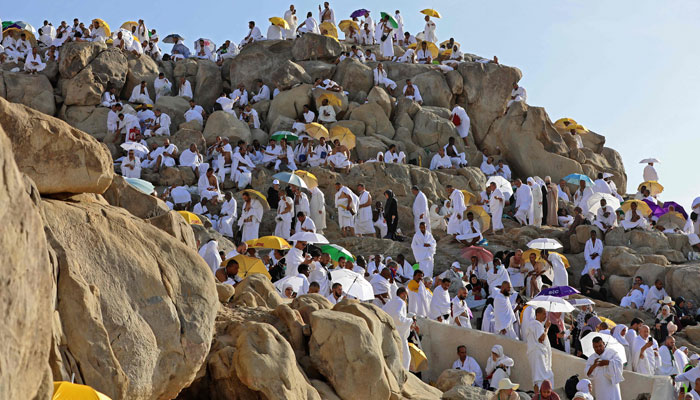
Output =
[{"x1": 564, "y1": 374, "x2": 579, "y2": 399}]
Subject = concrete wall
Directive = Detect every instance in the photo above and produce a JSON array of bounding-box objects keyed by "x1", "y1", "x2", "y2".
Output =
[{"x1": 417, "y1": 318, "x2": 675, "y2": 399}]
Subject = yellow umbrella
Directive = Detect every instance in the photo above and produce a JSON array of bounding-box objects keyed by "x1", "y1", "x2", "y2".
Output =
[
  {"x1": 232, "y1": 254, "x2": 272, "y2": 279},
  {"x1": 459, "y1": 190, "x2": 475, "y2": 206},
  {"x1": 598, "y1": 316, "x2": 616, "y2": 328},
  {"x1": 420, "y1": 8, "x2": 442, "y2": 18},
  {"x1": 522, "y1": 249, "x2": 543, "y2": 263},
  {"x1": 638, "y1": 180, "x2": 664, "y2": 196},
  {"x1": 466, "y1": 205, "x2": 491, "y2": 232},
  {"x1": 408, "y1": 41, "x2": 439, "y2": 57},
  {"x1": 441, "y1": 49, "x2": 452, "y2": 56},
  {"x1": 554, "y1": 118, "x2": 578, "y2": 130},
  {"x1": 294, "y1": 170, "x2": 319, "y2": 189},
  {"x1": 92, "y1": 19, "x2": 111, "y2": 38},
  {"x1": 439, "y1": 39, "x2": 461, "y2": 48},
  {"x1": 621, "y1": 200, "x2": 652, "y2": 217},
  {"x1": 329, "y1": 125, "x2": 356, "y2": 150},
  {"x1": 3, "y1": 27, "x2": 37, "y2": 46},
  {"x1": 305, "y1": 122, "x2": 329, "y2": 140},
  {"x1": 568, "y1": 124, "x2": 588, "y2": 134},
  {"x1": 320, "y1": 22, "x2": 338, "y2": 38},
  {"x1": 316, "y1": 92, "x2": 343, "y2": 108},
  {"x1": 177, "y1": 211, "x2": 203, "y2": 225},
  {"x1": 120, "y1": 21, "x2": 138, "y2": 31},
  {"x1": 409, "y1": 342, "x2": 428, "y2": 372},
  {"x1": 269, "y1": 17, "x2": 289, "y2": 29},
  {"x1": 241, "y1": 189, "x2": 270, "y2": 210},
  {"x1": 245, "y1": 236, "x2": 291, "y2": 250},
  {"x1": 657, "y1": 211, "x2": 686, "y2": 230},
  {"x1": 338, "y1": 19, "x2": 359, "y2": 33},
  {"x1": 53, "y1": 382, "x2": 112, "y2": 400}
]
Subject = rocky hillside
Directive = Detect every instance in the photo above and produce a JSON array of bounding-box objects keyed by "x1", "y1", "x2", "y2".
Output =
[{"x1": 0, "y1": 34, "x2": 627, "y2": 192}]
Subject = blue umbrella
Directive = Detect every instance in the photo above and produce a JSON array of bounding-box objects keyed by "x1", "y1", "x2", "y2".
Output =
[
  {"x1": 125, "y1": 177, "x2": 155, "y2": 195},
  {"x1": 563, "y1": 173, "x2": 593, "y2": 186},
  {"x1": 273, "y1": 172, "x2": 308, "y2": 189},
  {"x1": 538, "y1": 286, "x2": 580, "y2": 297},
  {"x1": 350, "y1": 9, "x2": 370, "y2": 18}
]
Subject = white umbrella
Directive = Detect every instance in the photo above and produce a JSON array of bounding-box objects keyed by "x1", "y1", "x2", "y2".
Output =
[
  {"x1": 568, "y1": 298, "x2": 595, "y2": 307},
  {"x1": 274, "y1": 275, "x2": 306, "y2": 295},
  {"x1": 586, "y1": 192, "x2": 621, "y2": 216},
  {"x1": 527, "y1": 295, "x2": 575, "y2": 313},
  {"x1": 486, "y1": 175, "x2": 513, "y2": 199},
  {"x1": 289, "y1": 232, "x2": 329, "y2": 244},
  {"x1": 526, "y1": 238, "x2": 563, "y2": 250},
  {"x1": 580, "y1": 333, "x2": 627, "y2": 365},
  {"x1": 120, "y1": 142, "x2": 149, "y2": 153},
  {"x1": 330, "y1": 269, "x2": 374, "y2": 301},
  {"x1": 639, "y1": 158, "x2": 660, "y2": 164},
  {"x1": 194, "y1": 38, "x2": 216, "y2": 52}
]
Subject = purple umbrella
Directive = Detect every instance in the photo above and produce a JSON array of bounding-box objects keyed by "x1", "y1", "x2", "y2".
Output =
[
  {"x1": 538, "y1": 286, "x2": 580, "y2": 297},
  {"x1": 350, "y1": 9, "x2": 370, "y2": 18},
  {"x1": 642, "y1": 199, "x2": 661, "y2": 218},
  {"x1": 654, "y1": 201, "x2": 688, "y2": 220}
]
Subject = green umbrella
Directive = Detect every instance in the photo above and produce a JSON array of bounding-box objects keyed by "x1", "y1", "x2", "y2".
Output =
[
  {"x1": 321, "y1": 244, "x2": 355, "y2": 262},
  {"x1": 270, "y1": 131, "x2": 299, "y2": 142},
  {"x1": 412, "y1": 263, "x2": 420, "y2": 271},
  {"x1": 380, "y1": 12, "x2": 399, "y2": 29},
  {"x1": 2, "y1": 21, "x2": 16, "y2": 31}
]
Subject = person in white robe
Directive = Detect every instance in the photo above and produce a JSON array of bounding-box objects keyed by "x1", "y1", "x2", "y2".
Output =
[
  {"x1": 632, "y1": 325, "x2": 659, "y2": 374},
  {"x1": 371, "y1": 270, "x2": 392, "y2": 307},
  {"x1": 496, "y1": 161, "x2": 512, "y2": 181},
  {"x1": 283, "y1": 5, "x2": 298, "y2": 39},
  {"x1": 430, "y1": 147, "x2": 453, "y2": 170},
  {"x1": 335, "y1": 184, "x2": 356, "y2": 236},
  {"x1": 178, "y1": 77, "x2": 193, "y2": 99},
  {"x1": 144, "y1": 109, "x2": 171, "y2": 137},
  {"x1": 452, "y1": 345, "x2": 483, "y2": 387},
  {"x1": 240, "y1": 105, "x2": 261, "y2": 129},
  {"x1": 231, "y1": 147, "x2": 256, "y2": 189},
  {"x1": 514, "y1": 179, "x2": 533, "y2": 225},
  {"x1": 216, "y1": 93, "x2": 236, "y2": 116},
  {"x1": 317, "y1": 101, "x2": 336, "y2": 124},
  {"x1": 450, "y1": 105, "x2": 470, "y2": 145},
  {"x1": 230, "y1": 84, "x2": 249, "y2": 107},
  {"x1": 284, "y1": 241, "x2": 308, "y2": 279},
  {"x1": 657, "y1": 335, "x2": 679, "y2": 377},
  {"x1": 267, "y1": 23, "x2": 283, "y2": 40},
  {"x1": 23, "y1": 48, "x2": 46, "y2": 73},
  {"x1": 309, "y1": 186, "x2": 326, "y2": 234},
  {"x1": 294, "y1": 212, "x2": 316, "y2": 234},
  {"x1": 198, "y1": 239, "x2": 221, "y2": 274},
  {"x1": 412, "y1": 186, "x2": 430, "y2": 233},
  {"x1": 373, "y1": 63, "x2": 397, "y2": 93},
  {"x1": 238, "y1": 193, "x2": 264, "y2": 242},
  {"x1": 396, "y1": 48, "x2": 415, "y2": 63},
  {"x1": 402, "y1": 79, "x2": 423, "y2": 104},
  {"x1": 412, "y1": 222, "x2": 436, "y2": 278},
  {"x1": 120, "y1": 150, "x2": 141, "y2": 178},
  {"x1": 528, "y1": 178, "x2": 543, "y2": 227},
  {"x1": 382, "y1": 288, "x2": 414, "y2": 370},
  {"x1": 318, "y1": 2, "x2": 335, "y2": 24},
  {"x1": 129, "y1": 81, "x2": 152, "y2": 104},
  {"x1": 485, "y1": 345, "x2": 514, "y2": 390},
  {"x1": 573, "y1": 180, "x2": 594, "y2": 218},
  {"x1": 643, "y1": 162, "x2": 659, "y2": 182},
  {"x1": 643, "y1": 280, "x2": 668, "y2": 314},
  {"x1": 585, "y1": 336, "x2": 624, "y2": 400},
  {"x1": 101, "y1": 88, "x2": 118, "y2": 108},
  {"x1": 582, "y1": 230, "x2": 604, "y2": 275},
  {"x1": 480, "y1": 156, "x2": 497, "y2": 177},
  {"x1": 525, "y1": 307, "x2": 554, "y2": 392},
  {"x1": 446, "y1": 186, "x2": 466, "y2": 234},
  {"x1": 593, "y1": 199, "x2": 618, "y2": 233},
  {"x1": 393, "y1": 10, "x2": 404, "y2": 44},
  {"x1": 451, "y1": 288, "x2": 472, "y2": 328},
  {"x1": 251, "y1": 79, "x2": 270, "y2": 103},
  {"x1": 241, "y1": 21, "x2": 264, "y2": 45},
  {"x1": 377, "y1": 17, "x2": 394, "y2": 59},
  {"x1": 494, "y1": 282, "x2": 518, "y2": 339},
  {"x1": 486, "y1": 259, "x2": 511, "y2": 297},
  {"x1": 456, "y1": 212, "x2": 482, "y2": 246},
  {"x1": 185, "y1": 101, "x2": 205, "y2": 124},
  {"x1": 274, "y1": 191, "x2": 294, "y2": 240},
  {"x1": 507, "y1": 83, "x2": 527, "y2": 107},
  {"x1": 429, "y1": 278, "x2": 452, "y2": 322},
  {"x1": 297, "y1": 12, "x2": 320, "y2": 34},
  {"x1": 39, "y1": 22, "x2": 56, "y2": 46},
  {"x1": 216, "y1": 192, "x2": 238, "y2": 238},
  {"x1": 354, "y1": 184, "x2": 374, "y2": 236},
  {"x1": 489, "y1": 183, "x2": 506, "y2": 233},
  {"x1": 684, "y1": 213, "x2": 700, "y2": 252},
  {"x1": 407, "y1": 271, "x2": 430, "y2": 317},
  {"x1": 620, "y1": 283, "x2": 645, "y2": 309},
  {"x1": 422, "y1": 16, "x2": 437, "y2": 43},
  {"x1": 621, "y1": 202, "x2": 651, "y2": 231},
  {"x1": 544, "y1": 251, "x2": 569, "y2": 288}
]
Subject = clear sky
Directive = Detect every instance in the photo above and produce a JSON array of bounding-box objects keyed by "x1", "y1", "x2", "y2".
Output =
[{"x1": 5, "y1": 0, "x2": 699, "y2": 210}]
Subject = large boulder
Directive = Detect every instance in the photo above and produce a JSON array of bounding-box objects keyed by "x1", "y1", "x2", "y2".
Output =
[
  {"x1": 367, "y1": 86, "x2": 392, "y2": 119},
  {"x1": 435, "y1": 369, "x2": 476, "y2": 392},
  {"x1": 155, "y1": 95, "x2": 191, "y2": 131},
  {"x1": 309, "y1": 309, "x2": 399, "y2": 399},
  {"x1": 292, "y1": 33, "x2": 342, "y2": 61},
  {"x1": 229, "y1": 42, "x2": 310, "y2": 92},
  {"x1": 268, "y1": 84, "x2": 313, "y2": 128},
  {"x1": 0, "y1": 98, "x2": 114, "y2": 195},
  {"x1": 413, "y1": 70, "x2": 452, "y2": 108},
  {"x1": 233, "y1": 273, "x2": 285, "y2": 309},
  {"x1": 62, "y1": 48, "x2": 128, "y2": 106},
  {"x1": 194, "y1": 59, "x2": 223, "y2": 111},
  {"x1": 103, "y1": 175, "x2": 170, "y2": 219},
  {"x1": 298, "y1": 60, "x2": 336, "y2": 80},
  {"x1": 412, "y1": 108, "x2": 457, "y2": 150},
  {"x1": 1, "y1": 70, "x2": 56, "y2": 115},
  {"x1": 349, "y1": 102, "x2": 395, "y2": 139},
  {"x1": 145, "y1": 210, "x2": 198, "y2": 249},
  {"x1": 0, "y1": 125, "x2": 53, "y2": 400},
  {"x1": 356, "y1": 135, "x2": 388, "y2": 160},
  {"x1": 58, "y1": 41, "x2": 106, "y2": 79},
  {"x1": 202, "y1": 111, "x2": 252, "y2": 146},
  {"x1": 43, "y1": 199, "x2": 218, "y2": 400},
  {"x1": 332, "y1": 58, "x2": 373, "y2": 102}
]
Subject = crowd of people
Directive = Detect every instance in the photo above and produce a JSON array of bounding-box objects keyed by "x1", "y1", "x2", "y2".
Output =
[{"x1": 5, "y1": 4, "x2": 700, "y2": 400}]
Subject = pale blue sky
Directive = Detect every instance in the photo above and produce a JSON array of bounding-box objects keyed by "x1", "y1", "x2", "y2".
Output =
[{"x1": 6, "y1": 1, "x2": 699, "y2": 210}]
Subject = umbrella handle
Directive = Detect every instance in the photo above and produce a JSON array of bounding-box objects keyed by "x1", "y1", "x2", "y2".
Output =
[{"x1": 346, "y1": 276, "x2": 359, "y2": 296}]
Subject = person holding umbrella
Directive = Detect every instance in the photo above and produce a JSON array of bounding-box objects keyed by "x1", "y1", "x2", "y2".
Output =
[{"x1": 377, "y1": 14, "x2": 394, "y2": 60}]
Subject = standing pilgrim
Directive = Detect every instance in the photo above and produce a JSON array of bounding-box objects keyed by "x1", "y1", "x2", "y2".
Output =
[
  {"x1": 412, "y1": 222, "x2": 436, "y2": 278},
  {"x1": 382, "y1": 287, "x2": 414, "y2": 370},
  {"x1": 423, "y1": 15, "x2": 437, "y2": 43},
  {"x1": 446, "y1": 185, "x2": 466, "y2": 234},
  {"x1": 493, "y1": 281, "x2": 518, "y2": 339},
  {"x1": 489, "y1": 182, "x2": 506, "y2": 234},
  {"x1": 309, "y1": 186, "x2": 327, "y2": 234},
  {"x1": 355, "y1": 184, "x2": 374, "y2": 236},
  {"x1": 412, "y1": 186, "x2": 430, "y2": 233},
  {"x1": 514, "y1": 179, "x2": 533, "y2": 226},
  {"x1": 238, "y1": 191, "x2": 264, "y2": 242},
  {"x1": 526, "y1": 307, "x2": 554, "y2": 395},
  {"x1": 585, "y1": 336, "x2": 624, "y2": 400}
]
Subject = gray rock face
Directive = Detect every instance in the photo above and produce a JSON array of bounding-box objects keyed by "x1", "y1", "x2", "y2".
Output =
[{"x1": 292, "y1": 33, "x2": 343, "y2": 61}]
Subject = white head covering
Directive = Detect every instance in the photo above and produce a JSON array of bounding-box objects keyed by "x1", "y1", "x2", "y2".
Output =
[
  {"x1": 491, "y1": 344, "x2": 504, "y2": 358},
  {"x1": 576, "y1": 378, "x2": 592, "y2": 393},
  {"x1": 370, "y1": 274, "x2": 390, "y2": 295},
  {"x1": 451, "y1": 261, "x2": 461, "y2": 270},
  {"x1": 611, "y1": 324, "x2": 629, "y2": 346}
]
